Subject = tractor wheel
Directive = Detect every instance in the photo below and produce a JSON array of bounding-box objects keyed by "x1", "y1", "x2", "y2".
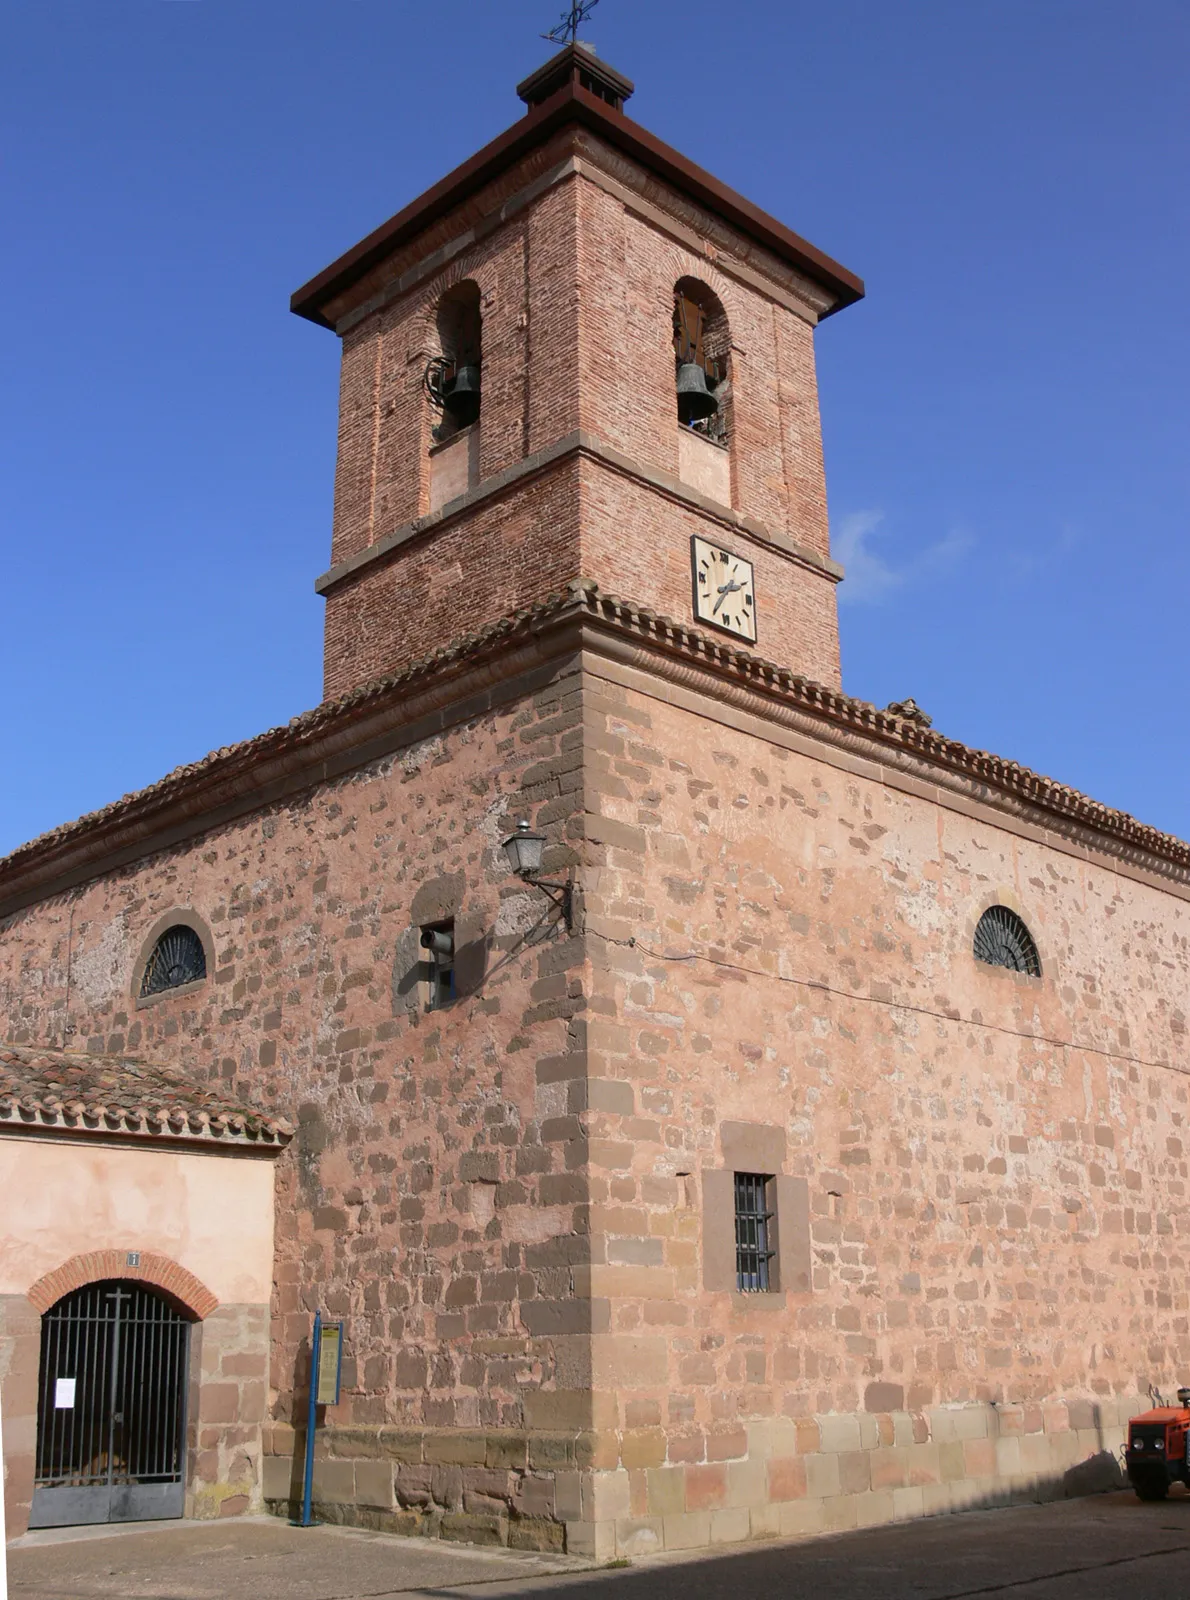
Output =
[{"x1": 1132, "y1": 1470, "x2": 1169, "y2": 1502}]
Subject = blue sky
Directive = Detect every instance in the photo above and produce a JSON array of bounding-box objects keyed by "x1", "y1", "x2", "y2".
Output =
[{"x1": 1, "y1": 0, "x2": 1186, "y2": 856}]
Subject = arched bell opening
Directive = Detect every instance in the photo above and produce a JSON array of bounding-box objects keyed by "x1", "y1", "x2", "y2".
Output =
[
  {"x1": 673, "y1": 277, "x2": 731, "y2": 446},
  {"x1": 29, "y1": 1279, "x2": 195, "y2": 1528},
  {"x1": 425, "y1": 280, "x2": 483, "y2": 443}
]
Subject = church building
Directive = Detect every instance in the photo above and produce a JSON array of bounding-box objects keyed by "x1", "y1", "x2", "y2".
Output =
[{"x1": 3, "y1": 42, "x2": 1189, "y2": 1557}]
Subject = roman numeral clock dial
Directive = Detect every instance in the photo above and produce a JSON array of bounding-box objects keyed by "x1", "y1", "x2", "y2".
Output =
[{"x1": 691, "y1": 537, "x2": 757, "y2": 643}]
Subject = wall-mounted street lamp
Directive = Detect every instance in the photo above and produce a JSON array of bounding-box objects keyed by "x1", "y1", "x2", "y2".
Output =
[{"x1": 501, "y1": 819, "x2": 573, "y2": 932}]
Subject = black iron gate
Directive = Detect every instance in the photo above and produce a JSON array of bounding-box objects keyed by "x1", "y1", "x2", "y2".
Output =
[{"x1": 29, "y1": 1279, "x2": 191, "y2": 1528}]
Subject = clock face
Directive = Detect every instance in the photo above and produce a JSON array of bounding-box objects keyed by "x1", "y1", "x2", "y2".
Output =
[{"x1": 691, "y1": 537, "x2": 757, "y2": 643}]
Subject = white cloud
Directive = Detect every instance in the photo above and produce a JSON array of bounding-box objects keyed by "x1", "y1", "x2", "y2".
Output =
[
  {"x1": 833, "y1": 510, "x2": 974, "y2": 605},
  {"x1": 833, "y1": 509, "x2": 900, "y2": 603}
]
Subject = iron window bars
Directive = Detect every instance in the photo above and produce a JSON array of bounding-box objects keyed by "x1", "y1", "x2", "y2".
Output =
[
  {"x1": 140, "y1": 926, "x2": 206, "y2": 997},
  {"x1": 973, "y1": 905, "x2": 1041, "y2": 977},
  {"x1": 734, "y1": 1172, "x2": 775, "y2": 1292}
]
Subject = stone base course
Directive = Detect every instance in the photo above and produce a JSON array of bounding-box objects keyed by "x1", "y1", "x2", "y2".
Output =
[{"x1": 261, "y1": 1398, "x2": 1135, "y2": 1556}]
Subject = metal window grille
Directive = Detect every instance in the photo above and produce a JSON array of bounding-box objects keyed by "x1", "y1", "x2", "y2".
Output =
[
  {"x1": 973, "y1": 906, "x2": 1041, "y2": 977},
  {"x1": 31, "y1": 1281, "x2": 190, "y2": 1527},
  {"x1": 140, "y1": 926, "x2": 206, "y2": 997},
  {"x1": 734, "y1": 1172, "x2": 775, "y2": 1293}
]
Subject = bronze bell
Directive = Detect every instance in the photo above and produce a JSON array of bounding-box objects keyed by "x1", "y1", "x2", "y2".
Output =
[
  {"x1": 442, "y1": 364, "x2": 481, "y2": 426},
  {"x1": 676, "y1": 361, "x2": 718, "y2": 424}
]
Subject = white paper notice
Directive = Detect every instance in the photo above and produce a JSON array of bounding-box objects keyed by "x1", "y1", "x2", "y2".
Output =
[{"x1": 54, "y1": 1377, "x2": 76, "y2": 1409}]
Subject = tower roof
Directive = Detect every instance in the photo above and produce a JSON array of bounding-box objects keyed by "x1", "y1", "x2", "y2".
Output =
[{"x1": 291, "y1": 49, "x2": 864, "y2": 330}]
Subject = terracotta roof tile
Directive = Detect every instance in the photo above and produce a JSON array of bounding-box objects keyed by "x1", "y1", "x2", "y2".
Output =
[
  {"x1": 0, "y1": 581, "x2": 1185, "y2": 895},
  {"x1": 0, "y1": 1044, "x2": 292, "y2": 1148}
]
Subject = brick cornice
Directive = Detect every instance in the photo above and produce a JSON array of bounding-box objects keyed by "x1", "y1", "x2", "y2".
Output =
[
  {"x1": 1, "y1": 581, "x2": 1186, "y2": 916},
  {"x1": 313, "y1": 430, "x2": 843, "y2": 596},
  {"x1": 26, "y1": 1249, "x2": 218, "y2": 1318},
  {"x1": 290, "y1": 80, "x2": 863, "y2": 329}
]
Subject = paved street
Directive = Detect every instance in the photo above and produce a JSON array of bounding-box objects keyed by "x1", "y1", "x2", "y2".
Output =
[{"x1": 9, "y1": 1492, "x2": 1190, "y2": 1599}]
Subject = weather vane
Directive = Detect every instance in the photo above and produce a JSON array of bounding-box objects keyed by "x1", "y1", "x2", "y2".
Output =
[{"x1": 542, "y1": 0, "x2": 600, "y2": 46}]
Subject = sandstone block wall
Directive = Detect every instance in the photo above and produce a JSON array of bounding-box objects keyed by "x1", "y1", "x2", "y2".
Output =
[
  {"x1": 557, "y1": 660, "x2": 1190, "y2": 1549},
  {"x1": 190, "y1": 1304, "x2": 271, "y2": 1520},
  {"x1": 251, "y1": 1397, "x2": 1134, "y2": 1558},
  {"x1": 564, "y1": 1396, "x2": 1133, "y2": 1558},
  {"x1": 0, "y1": 1293, "x2": 40, "y2": 1536},
  {"x1": 1, "y1": 665, "x2": 602, "y2": 1531}
]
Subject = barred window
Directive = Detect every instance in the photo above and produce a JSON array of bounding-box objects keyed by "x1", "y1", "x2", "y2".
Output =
[
  {"x1": 973, "y1": 905, "x2": 1041, "y2": 977},
  {"x1": 140, "y1": 926, "x2": 206, "y2": 997},
  {"x1": 734, "y1": 1172, "x2": 774, "y2": 1292}
]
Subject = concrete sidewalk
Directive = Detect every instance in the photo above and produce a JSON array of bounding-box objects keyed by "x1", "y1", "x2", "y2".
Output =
[
  {"x1": 6, "y1": 1515, "x2": 590, "y2": 1599},
  {"x1": 10, "y1": 1492, "x2": 1190, "y2": 1599}
]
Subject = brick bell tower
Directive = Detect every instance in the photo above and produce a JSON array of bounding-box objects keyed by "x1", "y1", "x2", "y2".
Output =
[{"x1": 293, "y1": 45, "x2": 863, "y2": 705}]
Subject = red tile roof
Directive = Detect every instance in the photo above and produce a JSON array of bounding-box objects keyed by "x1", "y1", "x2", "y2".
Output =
[{"x1": 0, "y1": 1044, "x2": 292, "y2": 1148}]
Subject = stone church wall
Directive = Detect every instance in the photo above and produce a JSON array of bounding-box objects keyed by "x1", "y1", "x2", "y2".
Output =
[
  {"x1": 5, "y1": 640, "x2": 1190, "y2": 1553},
  {"x1": 566, "y1": 662, "x2": 1190, "y2": 1553},
  {"x1": 1, "y1": 663, "x2": 600, "y2": 1548}
]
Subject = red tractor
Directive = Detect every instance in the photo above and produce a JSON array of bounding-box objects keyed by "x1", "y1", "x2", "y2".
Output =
[{"x1": 1127, "y1": 1389, "x2": 1190, "y2": 1500}]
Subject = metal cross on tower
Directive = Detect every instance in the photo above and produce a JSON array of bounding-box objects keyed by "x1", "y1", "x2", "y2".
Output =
[{"x1": 542, "y1": 0, "x2": 600, "y2": 46}]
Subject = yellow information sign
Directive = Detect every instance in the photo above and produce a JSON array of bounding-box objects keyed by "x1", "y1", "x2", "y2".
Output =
[{"x1": 315, "y1": 1322, "x2": 342, "y2": 1406}]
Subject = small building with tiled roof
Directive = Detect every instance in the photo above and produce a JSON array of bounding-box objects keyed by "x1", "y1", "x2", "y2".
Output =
[
  {"x1": 3, "y1": 40, "x2": 1188, "y2": 1556},
  {"x1": 0, "y1": 1045, "x2": 290, "y2": 1531}
]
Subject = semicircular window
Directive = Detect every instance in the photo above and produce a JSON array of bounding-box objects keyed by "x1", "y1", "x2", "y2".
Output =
[
  {"x1": 140, "y1": 925, "x2": 207, "y2": 997},
  {"x1": 973, "y1": 906, "x2": 1041, "y2": 977}
]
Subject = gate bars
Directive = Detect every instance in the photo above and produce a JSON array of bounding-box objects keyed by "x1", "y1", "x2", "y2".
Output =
[{"x1": 35, "y1": 1281, "x2": 189, "y2": 1492}]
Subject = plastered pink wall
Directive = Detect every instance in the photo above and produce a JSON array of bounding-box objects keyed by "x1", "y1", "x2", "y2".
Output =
[{"x1": 0, "y1": 1139, "x2": 275, "y2": 1304}]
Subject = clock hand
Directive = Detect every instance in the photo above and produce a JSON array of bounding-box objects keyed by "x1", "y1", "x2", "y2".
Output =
[{"x1": 713, "y1": 579, "x2": 743, "y2": 615}]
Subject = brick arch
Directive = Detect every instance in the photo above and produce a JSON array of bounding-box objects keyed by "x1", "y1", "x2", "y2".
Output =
[
  {"x1": 659, "y1": 244, "x2": 737, "y2": 325},
  {"x1": 411, "y1": 256, "x2": 496, "y2": 352},
  {"x1": 26, "y1": 1250, "x2": 218, "y2": 1319}
]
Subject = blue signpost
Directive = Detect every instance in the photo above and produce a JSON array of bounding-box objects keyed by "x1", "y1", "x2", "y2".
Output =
[
  {"x1": 298, "y1": 1311, "x2": 343, "y2": 1528},
  {"x1": 298, "y1": 1310, "x2": 321, "y2": 1527}
]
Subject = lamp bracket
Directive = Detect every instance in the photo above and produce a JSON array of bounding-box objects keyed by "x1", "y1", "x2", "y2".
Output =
[{"x1": 523, "y1": 875, "x2": 573, "y2": 933}]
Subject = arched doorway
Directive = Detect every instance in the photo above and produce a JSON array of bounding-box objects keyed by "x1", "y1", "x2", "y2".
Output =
[{"x1": 29, "y1": 1280, "x2": 192, "y2": 1528}]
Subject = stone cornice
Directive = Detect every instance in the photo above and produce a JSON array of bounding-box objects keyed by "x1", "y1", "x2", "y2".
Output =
[
  {"x1": 314, "y1": 430, "x2": 843, "y2": 596},
  {"x1": 1, "y1": 581, "x2": 1186, "y2": 916},
  {"x1": 577, "y1": 609, "x2": 1190, "y2": 896}
]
